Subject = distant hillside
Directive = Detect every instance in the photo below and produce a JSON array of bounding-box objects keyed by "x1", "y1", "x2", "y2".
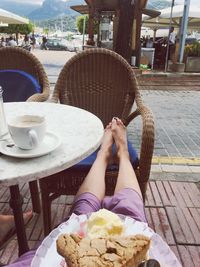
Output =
[
  {"x1": 29, "y1": 0, "x2": 84, "y2": 21},
  {"x1": 0, "y1": 0, "x2": 172, "y2": 22},
  {"x1": 35, "y1": 15, "x2": 77, "y2": 32}
]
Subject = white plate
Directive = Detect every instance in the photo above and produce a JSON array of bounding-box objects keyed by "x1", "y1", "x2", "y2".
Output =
[
  {"x1": 31, "y1": 214, "x2": 182, "y2": 267},
  {"x1": 0, "y1": 132, "x2": 61, "y2": 158}
]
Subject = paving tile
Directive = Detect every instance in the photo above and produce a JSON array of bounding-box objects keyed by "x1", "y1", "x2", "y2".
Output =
[
  {"x1": 145, "y1": 207, "x2": 175, "y2": 245},
  {"x1": 189, "y1": 166, "x2": 200, "y2": 173},
  {"x1": 182, "y1": 183, "x2": 200, "y2": 207},
  {"x1": 151, "y1": 164, "x2": 162, "y2": 172},
  {"x1": 169, "y1": 245, "x2": 182, "y2": 264},
  {"x1": 178, "y1": 245, "x2": 200, "y2": 267},
  {"x1": 149, "y1": 182, "x2": 163, "y2": 207},
  {"x1": 156, "y1": 181, "x2": 174, "y2": 207},
  {"x1": 166, "y1": 206, "x2": 200, "y2": 245},
  {"x1": 161, "y1": 165, "x2": 191, "y2": 173},
  {"x1": 145, "y1": 184, "x2": 154, "y2": 206},
  {"x1": 0, "y1": 239, "x2": 18, "y2": 266}
]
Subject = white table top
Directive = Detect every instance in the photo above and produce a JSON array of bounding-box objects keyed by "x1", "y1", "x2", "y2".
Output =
[{"x1": 0, "y1": 102, "x2": 104, "y2": 186}]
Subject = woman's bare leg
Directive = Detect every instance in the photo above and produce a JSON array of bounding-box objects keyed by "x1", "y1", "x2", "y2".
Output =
[
  {"x1": 76, "y1": 124, "x2": 113, "y2": 201},
  {"x1": 111, "y1": 118, "x2": 142, "y2": 198},
  {"x1": 0, "y1": 211, "x2": 33, "y2": 243}
]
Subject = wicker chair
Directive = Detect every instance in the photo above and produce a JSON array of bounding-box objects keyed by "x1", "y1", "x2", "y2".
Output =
[
  {"x1": 39, "y1": 48, "x2": 154, "y2": 235},
  {"x1": 0, "y1": 46, "x2": 50, "y2": 213},
  {"x1": 0, "y1": 47, "x2": 50, "y2": 102}
]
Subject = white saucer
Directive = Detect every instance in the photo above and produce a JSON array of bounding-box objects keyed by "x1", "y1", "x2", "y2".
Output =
[{"x1": 0, "y1": 132, "x2": 61, "y2": 158}]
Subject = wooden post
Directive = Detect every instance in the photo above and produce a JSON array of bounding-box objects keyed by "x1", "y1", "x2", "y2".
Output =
[
  {"x1": 115, "y1": 0, "x2": 136, "y2": 62},
  {"x1": 135, "y1": 3, "x2": 142, "y2": 66},
  {"x1": 87, "y1": 6, "x2": 95, "y2": 46}
]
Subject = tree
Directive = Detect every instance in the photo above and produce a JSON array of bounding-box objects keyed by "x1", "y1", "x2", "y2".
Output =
[
  {"x1": 76, "y1": 15, "x2": 98, "y2": 35},
  {"x1": 43, "y1": 28, "x2": 49, "y2": 36},
  {"x1": 0, "y1": 22, "x2": 34, "y2": 42},
  {"x1": 76, "y1": 15, "x2": 88, "y2": 34}
]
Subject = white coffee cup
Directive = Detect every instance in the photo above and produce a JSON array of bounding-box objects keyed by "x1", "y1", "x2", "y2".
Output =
[{"x1": 8, "y1": 115, "x2": 46, "y2": 150}]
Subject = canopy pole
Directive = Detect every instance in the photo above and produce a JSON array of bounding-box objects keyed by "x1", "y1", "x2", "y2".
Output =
[
  {"x1": 164, "y1": 0, "x2": 175, "y2": 72},
  {"x1": 82, "y1": 15, "x2": 86, "y2": 49},
  {"x1": 178, "y1": 0, "x2": 191, "y2": 63}
]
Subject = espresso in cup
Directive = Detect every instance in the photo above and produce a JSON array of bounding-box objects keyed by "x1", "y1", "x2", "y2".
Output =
[{"x1": 8, "y1": 115, "x2": 46, "y2": 150}]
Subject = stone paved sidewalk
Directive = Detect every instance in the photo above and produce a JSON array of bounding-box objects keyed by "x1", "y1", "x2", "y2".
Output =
[{"x1": 128, "y1": 90, "x2": 200, "y2": 158}]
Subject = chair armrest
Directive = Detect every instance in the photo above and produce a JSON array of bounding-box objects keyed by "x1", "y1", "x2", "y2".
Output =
[
  {"x1": 125, "y1": 105, "x2": 155, "y2": 184},
  {"x1": 27, "y1": 81, "x2": 50, "y2": 102},
  {"x1": 27, "y1": 91, "x2": 50, "y2": 102}
]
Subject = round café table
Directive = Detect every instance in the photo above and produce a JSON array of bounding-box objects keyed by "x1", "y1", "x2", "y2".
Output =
[{"x1": 0, "y1": 102, "x2": 104, "y2": 256}]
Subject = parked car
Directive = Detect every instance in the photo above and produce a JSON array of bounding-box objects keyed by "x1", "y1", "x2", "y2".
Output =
[
  {"x1": 45, "y1": 38, "x2": 76, "y2": 51},
  {"x1": 45, "y1": 38, "x2": 67, "y2": 51}
]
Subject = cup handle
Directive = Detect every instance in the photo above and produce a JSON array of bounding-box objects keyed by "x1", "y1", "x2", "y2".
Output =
[{"x1": 28, "y1": 129, "x2": 38, "y2": 148}]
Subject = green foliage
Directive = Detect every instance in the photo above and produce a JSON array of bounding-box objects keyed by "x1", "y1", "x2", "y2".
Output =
[
  {"x1": 185, "y1": 42, "x2": 200, "y2": 57},
  {"x1": 76, "y1": 15, "x2": 98, "y2": 35},
  {"x1": 76, "y1": 15, "x2": 88, "y2": 34},
  {"x1": 0, "y1": 22, "x2": 34, "y2": 35},
  {"x1": 43, "y1": 28, "x2": 49, "y2": 35},
  {"x1": 35, "y1": 16, "x2": 77, "y2": 32}
]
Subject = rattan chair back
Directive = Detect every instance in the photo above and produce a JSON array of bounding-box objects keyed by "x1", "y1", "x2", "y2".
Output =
[
  {"x1": 53, "y1": 48, "x2": 139, "y2": 126},
  {"x1": 0, "y1": 47, "x2": 50, "y2": 102}
]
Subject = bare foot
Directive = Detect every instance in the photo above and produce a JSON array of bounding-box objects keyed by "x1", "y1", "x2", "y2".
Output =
[
  {"x1": 111, "y1": 117, "x2": 129, "y2": 160},
  {"x1": 0, "y1": 210, "x2": 33, "y2": 242},
  {"x1": 98, "y1": 123, "x2": 113, "y2": 163}
]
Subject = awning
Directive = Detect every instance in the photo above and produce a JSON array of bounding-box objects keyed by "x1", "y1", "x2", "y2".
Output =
[
  {"x1": 71, "y1": 4, "x2": 160, "y2": 18},
  {"x1": 0, "y1": 8, "x2": 29, "y2": 25}
]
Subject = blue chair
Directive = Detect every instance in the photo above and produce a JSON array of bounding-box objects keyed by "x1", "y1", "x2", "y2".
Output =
[
  {"x1": 0, "y1": 70, "x2": 41, "y2": 102},
  {"x1": 0, "y1": 47, "x2": 50, "y2": 102}
]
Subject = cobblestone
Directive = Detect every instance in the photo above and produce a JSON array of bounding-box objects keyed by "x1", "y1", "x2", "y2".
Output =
[{"x1": 128, "y1": 90, "x2": 200, "y2": 159}]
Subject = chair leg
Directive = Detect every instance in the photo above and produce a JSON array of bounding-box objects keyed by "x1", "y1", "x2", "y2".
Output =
[{"x1": 29, "y1": 181, "x2": 41, "y2": 213}]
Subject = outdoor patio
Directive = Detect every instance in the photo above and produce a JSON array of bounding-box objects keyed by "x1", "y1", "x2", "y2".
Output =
[{"x1": 0, "y1": 179, "x2": 199, "y2": 266}]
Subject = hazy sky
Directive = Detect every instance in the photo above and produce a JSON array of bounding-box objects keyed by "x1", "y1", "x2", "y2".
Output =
[{"x1": 7, "y1": 0, "x2": 200, "y2": 6}]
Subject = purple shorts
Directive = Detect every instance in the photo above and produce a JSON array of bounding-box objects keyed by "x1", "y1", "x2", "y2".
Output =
[
  {"x1": 7, "y1": 188, "x2": 146, "y2": 267},
  {"x1": 70, "y1": 188, "x2": 147, "y2": 223}
]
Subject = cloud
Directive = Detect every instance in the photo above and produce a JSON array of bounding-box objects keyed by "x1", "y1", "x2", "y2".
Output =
[{"x1": 8, "y1": 0, "x2": 42, "y2": 4}]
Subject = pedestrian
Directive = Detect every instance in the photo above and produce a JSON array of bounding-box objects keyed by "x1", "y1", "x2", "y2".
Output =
[
  {"x1": 169, "y1": 26, "x2": 176, "y2": 61},
  {"x1": 41, "y1": 35, "x2": 48, "y2": 50},
  {"x1": 30, "y1": 33, "x2": 36, "y2": 50},
  {"x1": 7, "y1": 36, "x2": 17, "y2": 47},
  {"x1": 0, "y1": 37, "x2": 6, "y2": 47}
]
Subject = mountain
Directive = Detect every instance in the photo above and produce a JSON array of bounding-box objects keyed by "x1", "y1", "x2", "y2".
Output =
[
  {"x1": 29, "y1": 0, "x2": 84, "y2": 21},
  {"x1": 0, "y1": 0, "x2": 40, "y2": 17},
  {"x1": 0, "y1": 0, "x2": 172, "y2": 22}
]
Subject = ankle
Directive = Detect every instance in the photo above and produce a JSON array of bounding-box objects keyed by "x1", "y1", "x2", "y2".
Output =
[
  {"x1": 118, "y1": 149, "x2": 130, "y2": 161},
  {"x1": 97, "y1": 149, "x2": 110, "y2": 162}
]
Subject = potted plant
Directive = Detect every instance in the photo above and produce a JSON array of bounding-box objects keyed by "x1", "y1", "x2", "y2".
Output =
[{"x1": 184, "y1": 41, "x2": 200, "y2": 72}]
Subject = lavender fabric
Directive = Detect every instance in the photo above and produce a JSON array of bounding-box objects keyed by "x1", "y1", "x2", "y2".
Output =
[
  {"x1": 71, "y1": 188, "x2": 147, "y2": 223},
  {"x1": 6, "y1": 188, "x2": 146, "y2": 266}
]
